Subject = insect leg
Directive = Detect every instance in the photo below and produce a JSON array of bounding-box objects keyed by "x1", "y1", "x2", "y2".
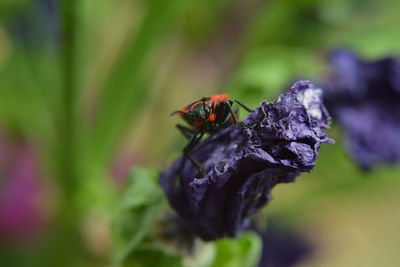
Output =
[
  {"x1": 183, "y1": 131, "x2": 206, "y2": 177},
  {"x1": 223, "y1": 101, "x2": 247, "y2": 128},
  {"x1": 176, "y1": 124, "x2": 196, "y2": 140},
  {"x1": 221, "y1": 106, "x2": 238, "y2": 126},
  {"x1": 232, "y1": 99, "x2": 254, "y2": 112},
  {"x1": 224, "y1": 101, "x2": 256, "y2": 129}
]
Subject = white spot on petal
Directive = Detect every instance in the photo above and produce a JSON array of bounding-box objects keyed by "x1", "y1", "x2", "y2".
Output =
[{"x1": 296, "y1": 88, "x2": 323, "y2": 120}]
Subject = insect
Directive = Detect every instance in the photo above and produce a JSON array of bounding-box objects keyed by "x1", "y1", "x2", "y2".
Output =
[{"x1": 171, "y1": 94, "x2": 253, "y2": 177}]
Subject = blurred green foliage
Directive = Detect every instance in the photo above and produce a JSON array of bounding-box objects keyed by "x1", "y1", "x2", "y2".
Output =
[
  {"x1": 114, "y1": 168, "x2": 165, "y2": 264},
  {"x1": 212, "y1": 233, "x2": 262, "y2": 267}
]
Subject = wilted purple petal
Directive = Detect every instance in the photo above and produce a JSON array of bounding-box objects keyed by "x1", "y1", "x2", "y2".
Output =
[
  {"x1": 325, "y1": 49, "x2": 400, "y2": 169},
  {"x1": 160, "y1": 81, "x2": 333, "y2": 241}
]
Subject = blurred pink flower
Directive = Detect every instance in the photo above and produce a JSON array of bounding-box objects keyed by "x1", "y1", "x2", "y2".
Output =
[
  {"x1": 0, "y1": 132, "x2": 50, "y2": 243},
  {"x1": 110, "y1": 151, "x2": 138, "y2": 186}
]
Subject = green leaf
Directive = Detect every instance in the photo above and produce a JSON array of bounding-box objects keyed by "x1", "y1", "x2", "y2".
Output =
[
  {"x1": 212, "y1": 232, "x2": 262, "y2": 267},
  {"x1": 113, "y1": 168, "x2": 166, "y2": 264},
  {"x1": 92, "y1": 0, "x2": 179, "y2": 164}
]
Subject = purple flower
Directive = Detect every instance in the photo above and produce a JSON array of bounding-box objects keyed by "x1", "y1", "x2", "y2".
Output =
[
  {"x1": 325, "y1": 49, "x2": 400, "y2": 169},
  {"x1": 160, "y1": 81, "x2": 333, "y2": 241},
  {"x1": 255, "y1": 226, "x2": 313, "y2": 267}
]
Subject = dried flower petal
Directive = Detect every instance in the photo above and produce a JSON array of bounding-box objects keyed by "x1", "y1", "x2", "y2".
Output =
[{"x1": 160, "y1": 81, "x2": 333, "y2": 241}]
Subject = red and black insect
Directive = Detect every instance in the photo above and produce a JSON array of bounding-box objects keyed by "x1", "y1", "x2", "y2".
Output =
[{"x1": 171, "y1": 94, "x2": 253, "y2": 177}]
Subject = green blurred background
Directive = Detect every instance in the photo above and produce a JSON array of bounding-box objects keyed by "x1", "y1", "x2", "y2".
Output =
[{"x1": 0, "y1": 0, "x2": 399, "y2": 266}]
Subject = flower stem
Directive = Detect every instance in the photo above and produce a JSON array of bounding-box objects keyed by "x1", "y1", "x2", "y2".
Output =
[{"x1": 59, "y1": 0, "x2": 77, "y2": 197}]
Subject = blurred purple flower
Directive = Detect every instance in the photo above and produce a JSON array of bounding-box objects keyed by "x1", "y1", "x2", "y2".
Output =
[
  {"x1": 160, "y1": 81, "x2": 333, "y2": 241},
  {"x1": 0, "y1": 133, "x2": 48, "y2": 243},
  {"x1": 8, "y1": 0, "x2": 59, "y2": 45},
  {"x1": 325, "y1": 49, "x2": 400, "y2": 169},
  {"x1": 255, "y1": 226, "x2": 313, "y2": 267}
]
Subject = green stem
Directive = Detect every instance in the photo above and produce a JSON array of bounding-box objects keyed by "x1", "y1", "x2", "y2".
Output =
[
  {"x1": 92, "y1": 0, "x2": 174, "y2": 165},
  {"x1": 59, "y1": 0, "x2": 77, "y2": 197},
  {"x1": 35, "y1": 1, "x2": 85, "y2": 265}
]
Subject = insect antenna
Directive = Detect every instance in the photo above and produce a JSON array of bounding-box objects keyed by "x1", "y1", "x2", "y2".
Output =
[{"x1": 170, "y1": 110, "x2": 183, "y2": 116}]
